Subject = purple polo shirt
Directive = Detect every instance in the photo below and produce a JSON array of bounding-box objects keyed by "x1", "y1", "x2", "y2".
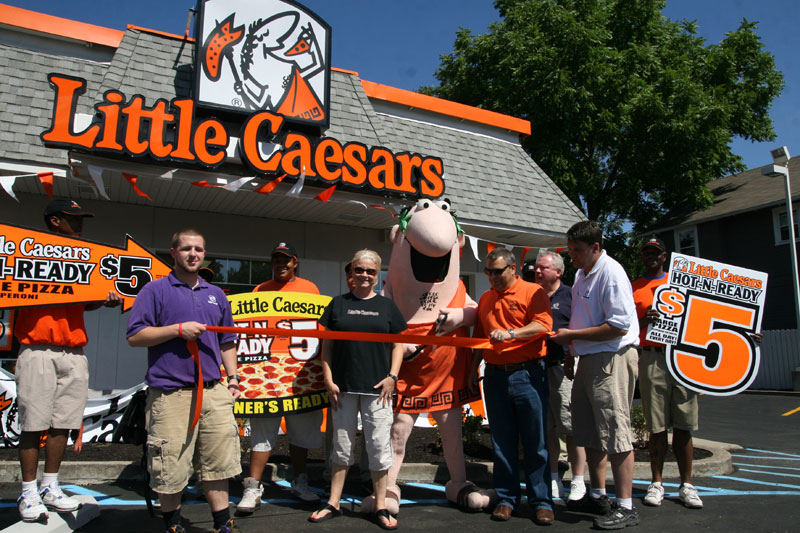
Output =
[{"x1": 127, "y1": 272, "x2": 237, "y2": 390}]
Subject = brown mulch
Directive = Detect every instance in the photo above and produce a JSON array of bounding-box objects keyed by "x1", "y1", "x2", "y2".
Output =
[{"x1": 0, "y1": 426, "x2": 711, "y2": 464}]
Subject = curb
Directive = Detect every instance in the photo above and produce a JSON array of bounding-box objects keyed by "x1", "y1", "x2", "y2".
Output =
[{"x1": 0, "y1": 438, "x2": 738, "y2": 485}]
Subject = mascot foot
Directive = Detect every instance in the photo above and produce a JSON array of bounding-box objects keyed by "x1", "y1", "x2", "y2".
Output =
[
  {"x1": 361, "y1": 486, "x2": 401, "y2": 516},
  {"x1": 446, "y1": 481, "x2": 497, "y2": 512}
]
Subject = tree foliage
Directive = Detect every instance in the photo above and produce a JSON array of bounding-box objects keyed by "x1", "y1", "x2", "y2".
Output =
[{"x1": 422, "y1": 0, "x2": 783, "y2": 232}]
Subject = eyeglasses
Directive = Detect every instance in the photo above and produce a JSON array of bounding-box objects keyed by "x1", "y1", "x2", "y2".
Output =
[
  {"x1": 484, "y1": 265, "x2": 510, "y2": 276},
  {"x1": 353, "y1": 267, "x2": 378, "y2": 276}
]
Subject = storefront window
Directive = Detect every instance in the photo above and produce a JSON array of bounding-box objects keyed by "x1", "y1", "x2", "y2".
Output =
[{"x1": 156, "y1": 253, "x2": 271, "y2": 294}]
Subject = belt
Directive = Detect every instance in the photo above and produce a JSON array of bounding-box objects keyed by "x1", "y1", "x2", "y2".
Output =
[
  {"x1": 486, "y1": 360, "x2": 542, "y2": 372},
  {"x1": 179, "y1": 380, "x2": 219, "y2": 390},
  {"x1": 641, "y1": 346, "x2": 662, "y2": 352}
]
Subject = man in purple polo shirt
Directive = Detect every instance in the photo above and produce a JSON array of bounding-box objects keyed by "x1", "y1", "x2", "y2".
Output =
[{"x1": 127, "y1": 228, "x2": 241, "y2": 533}]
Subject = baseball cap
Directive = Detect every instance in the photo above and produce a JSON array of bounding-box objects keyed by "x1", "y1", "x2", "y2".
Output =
[
  {"x1": 522, "y1": 261, "x2": 536, "y2": 274},
  {"x1": 44, "y1": 199, "x2": 94, "y2": 218},
  {"x1": 198, "y1": 267, "x2": 214, "y2": 282},
  {"x1": 271, "y1": 242, "x2": 297, "y2": 258},
  {"x1": 641, "y1": 237, "x2": 666, "y2": 253}
]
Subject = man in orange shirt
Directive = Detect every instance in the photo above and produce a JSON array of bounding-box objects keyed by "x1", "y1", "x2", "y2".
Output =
[
  {"x1": 14, "y1": 199, "x2": 120, "y2": 523},
  {"x1": 238, "y1": 242, "x2": 323, "y2": 513},
  {"x1": 472, "y1": 248, "x2": 554, "y2": 525},
  {"x1": 632, "y1": 238, "x2": 702, "y2": 509}
]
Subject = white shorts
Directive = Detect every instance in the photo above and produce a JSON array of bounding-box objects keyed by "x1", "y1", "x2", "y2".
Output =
[
  {"x1": 249, "y1": 409, "x2": 324, "y2": 452},
  {"x1": 329, "y1": 393, "x2": 393, "y2": 471}
]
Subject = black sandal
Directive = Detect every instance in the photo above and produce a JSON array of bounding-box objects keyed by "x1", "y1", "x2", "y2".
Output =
[
  {"x1": 308, "y1": 503, "x2": 342, "y2": 523},
  {"x1": 374, "y1": 508, "x2": 398, "y2": 530}
]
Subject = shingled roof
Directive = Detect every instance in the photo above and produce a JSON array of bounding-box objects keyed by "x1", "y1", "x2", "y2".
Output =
[
  {"x1": 655, "y1": 156, "x2": 800, "y2": 231},
  {"x1": 0, "y1": 19, "x2": 584, "y2": 248}
]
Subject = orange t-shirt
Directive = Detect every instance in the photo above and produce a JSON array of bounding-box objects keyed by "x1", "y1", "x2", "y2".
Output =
[
  {"x1": 14, "y1": 305, "x2": 88, "y2": 347},
  {"x1": 631, "y1": 274, "x2": 668, "y2": 347},
  {"x1": 474, "y1": 276, "x2": 553, "y2": 364},
  {"x1": 252, "y1": 277, "x2": 320, "y2": 294}
]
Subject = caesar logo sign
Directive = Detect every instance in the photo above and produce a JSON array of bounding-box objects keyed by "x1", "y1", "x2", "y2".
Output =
[{"x1": 195, "y1": 0, "x2": 331, "y2": 129}]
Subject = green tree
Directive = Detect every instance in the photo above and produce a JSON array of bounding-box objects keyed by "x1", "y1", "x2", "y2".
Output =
[{"x1": 422, "y1": 0, "x2": 783, "y2": 233}]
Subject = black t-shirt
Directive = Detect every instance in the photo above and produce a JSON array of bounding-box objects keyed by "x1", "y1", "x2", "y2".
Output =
[
  {"x1": 545, "y1": 283, "x2": 572, "y2": 364},
  {"x1": 318, "y1": 292, "x2": 408, "y2": 394}
]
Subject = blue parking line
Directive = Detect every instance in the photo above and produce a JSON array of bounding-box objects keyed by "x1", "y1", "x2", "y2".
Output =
[
  {"x1": 730, "y1": 454, "x2": 800, "y2": 461},
  {"x1": 742, "y1": 448, "x2": 800, "y2": 458},
  {"x1": 711, "y1": 475, "x2": 800, "y2": 490},
  {"x1": 735, "y1": 468, "x2": 800, "y2": 479},
  {"x1": 733, "y1": 462, "x2": 800, "y2": 471}
]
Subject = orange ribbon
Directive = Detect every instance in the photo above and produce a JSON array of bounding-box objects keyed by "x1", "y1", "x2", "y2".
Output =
[{"x1": 185, "y1": 340, "x2": 204, "y2": 434}]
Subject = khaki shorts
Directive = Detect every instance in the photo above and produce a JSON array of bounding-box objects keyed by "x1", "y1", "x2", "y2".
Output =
[
  {"x1": 639, "y1": 346, "x2": 698, "y2": 433},
  {"x1": 249, "y1": 409, "x2": 324, "y2": 452},
  {"x1": 146, "y1": 383, "x2": 241, "y2": 494},
  {"x1": 330, "y1": 393, "x2": 393, "y2": 472},
  {"x1": 547, "y1": 363, "x2": 573, "y2": 436},
  {"x1": 571, "y1": 346, "x2": 638, "y2": 454},
  {"x1": 16, "y1": 345, "x2": 88, "y2": 432}
]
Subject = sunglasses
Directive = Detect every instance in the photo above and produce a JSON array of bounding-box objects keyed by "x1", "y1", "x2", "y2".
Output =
[
  {"x1": 484, "y1": 265, "x2": 510, "y2": 276},
  {"x1": 353, "y1": 267, "x2": 378, "y2": 276}
]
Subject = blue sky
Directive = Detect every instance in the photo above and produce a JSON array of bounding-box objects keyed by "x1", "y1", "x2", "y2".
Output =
[{"x1": 5, "y1": 0, "x2": 797, "y2": 170}]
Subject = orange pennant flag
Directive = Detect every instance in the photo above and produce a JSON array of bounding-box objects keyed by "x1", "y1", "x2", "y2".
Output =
[
  {"x1": 487, "y1": 242, "x2": 496, "y2": 255},
  {"x1": 122, "y1": 173, "x2": 152, "y2": 201},
  {"x1": 254, "y1": 173, "x2": 287, "y2": 195},
  {"x1": 314, "y1": 184, "x2": 336, "y2": 202},
  {"x1": 520, "y1": 246, "x2": 532, "y2": 267},
  {"x1": 38, "y1": 172, "x2": 54, "y2": 199},
  {"x1": 191, "y1": 180, "x2": 223, "y2": 188}
]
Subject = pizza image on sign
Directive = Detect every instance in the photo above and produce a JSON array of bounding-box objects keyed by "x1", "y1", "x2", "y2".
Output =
[{"x1": 226, "y1": 291, "x2": 331, "y2": 417}]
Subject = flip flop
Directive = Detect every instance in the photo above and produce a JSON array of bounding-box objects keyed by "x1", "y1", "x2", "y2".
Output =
[
  {"x1": 374, "y1": 508, "x2": 398, "y2": 530},
  {"x1": 308, "y1": 503, "x2": 342, "y2": 523}
]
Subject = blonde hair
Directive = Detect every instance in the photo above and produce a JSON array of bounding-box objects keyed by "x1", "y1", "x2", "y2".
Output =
[{"x1": 350, "y1": 249, "x2": 382, "y2": 271}]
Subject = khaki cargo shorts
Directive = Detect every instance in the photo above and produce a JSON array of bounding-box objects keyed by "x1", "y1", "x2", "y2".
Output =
[
  {"x1": 330, "y1": 393, "x2": 393, "y2": 472},
  {"x1": 146, "y1": 383, "x2": 241, "y2": 495},
  {"x1": 571, "y1": 346, "x2": 638, "y2": 454},
  {"x1": 639, "y1": 346, "x2": 698, "y2": 433},
  {"x1": 547, "y1": 363, "x2": 573, "y2": 437},
  {"x1": 249, "y1": 409, "x2": 324, "y2": 452},
  {"x1": 16, "y1": 345, "x2": 88, "y2": 432}
]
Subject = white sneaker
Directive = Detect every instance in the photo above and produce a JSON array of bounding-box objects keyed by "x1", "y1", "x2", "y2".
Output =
[
  {"x1": 643, "y1": 482, "x2": 664, "y2": 507},
  {"x1": 679, "y1": 483, "x2": 703, "y2": 509},
  {"x1": 40, "y1": 483, "x2": 80, "y2": 512},
  {"x1": 568, "y1": 479, "x2": 586, "y2": 502},
  {"x1": 290, "y1": 473, "x2": 320, "y2": 502},
  {"x1": 237, "y1": 477, "x2": 263, "y2": 512},
  {"x1": 551, "y1": 477, "x2": 565, "y2": 499},
  {"x1": 18, "y1": 491, "x2": 49, "y2": 522}
]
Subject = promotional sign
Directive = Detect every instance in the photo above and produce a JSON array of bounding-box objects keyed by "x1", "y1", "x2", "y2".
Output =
[
  {"x1": 228, "y1": 291, "x2": 331, "y2": 417},
  {"x1": 646, "y1": 253, "x2": 767, "y2": 396},
  {"x1": 196, "y1": 0, "x2": 331, "y2": 129},
  {"x1": 0, "y1": 223, "x2": 171, "y2": 311},
  {"x1": 0, "y1": 309, "x2": 12, "y2": 351}
]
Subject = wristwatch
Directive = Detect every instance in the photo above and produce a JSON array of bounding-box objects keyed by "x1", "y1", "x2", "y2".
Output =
[
  {"x1": 227, "y1": 374, "x2": 240, "y2": 384},
  {"x1": 387, "y1": 373, "x2": 398, "y2": 382},
  {"x1": 507, "y1": 329, "x2": 516, "y2": 339}
]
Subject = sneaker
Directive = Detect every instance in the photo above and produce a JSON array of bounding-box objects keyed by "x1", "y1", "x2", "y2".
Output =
[
  {"x1": 593, "y1": 503, "x2": 640, "y2": 530},
  {"x1": 290, "y1": 473, "x2": 320, "y2": 502},
  {"x1": 551, "y1": 478, "x2": 565, "y2": 499},
  {"x1": 236, "y1": 477, "x2": 263, "y2": 513},
  {"x1": 213, "y1": 518, "x2": 241, "y2": 533},
  {"x1": 166, "y1": 526, "x2": 186, "y2": 533},
  {"x1": 567, "y1": 493, "x2": 612, "y2": 515},
  {"x1": 679, "y1": 483, "x2": 703, "y2": 509},
  {"x1": 18, "y1": 491, "x2": 49, "y2": 523},
  {"x1": 40, "y1": 483, "x2": 80, "y2": 512},
  {"x1": 643, "y1": 482, "x2": 664, "y2": 507},
  {"x1": 568, "y1": 479, "x2": 587, "y2": 502}
]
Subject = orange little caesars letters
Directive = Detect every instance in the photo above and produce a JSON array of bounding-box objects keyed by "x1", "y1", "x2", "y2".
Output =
[
  {"x1": 42, "y1": 74, "x2": 447, "y2": 198},
  {"x1": 656, "y1": 288, "x2": 686, "y2": 317}
]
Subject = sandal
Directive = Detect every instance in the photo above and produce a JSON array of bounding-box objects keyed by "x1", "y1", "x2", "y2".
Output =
[
  {"x1": 374, "y1": 508, "x2": 398, "y2": 530},
  {"x1": 308, "y1": 503, "x2": 342, "y2": 523}
]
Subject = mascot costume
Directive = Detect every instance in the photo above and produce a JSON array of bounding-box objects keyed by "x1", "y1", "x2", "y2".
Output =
[{"x1": 362, "y1": 198, "x2": 496, "y2": 514}]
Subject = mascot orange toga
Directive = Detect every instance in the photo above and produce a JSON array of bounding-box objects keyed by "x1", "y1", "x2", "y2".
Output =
[{"x1": 362, "y1": 198, "x2": 497, "y2": 514}]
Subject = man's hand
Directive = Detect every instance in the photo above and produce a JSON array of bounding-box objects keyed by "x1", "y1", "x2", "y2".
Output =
[
  {"x1": 326, "y1": 380, "x2": 341, "y2": 410},
  {"x1": 489, "y1": 328, "x2": 513, "y2": 343},
  {"x1": 550, "y1": 328, "x2": 573, "y2": 345},
  {"x1": 178, "y1": 321, "x2": 206, "y2": 341},
  {"x1": 228, "y1": 380, "x2": 241, "y2": 400},
  {"x1": 644, "y1": 308, "x2": 660, "y2": 324},
  {"x1": 104, "y1": 290, "x2": 122, "y2": 307}
]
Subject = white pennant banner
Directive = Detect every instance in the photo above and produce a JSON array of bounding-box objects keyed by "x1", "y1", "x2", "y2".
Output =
[
  {"x1": 223, "y1": 176, "x2": 254, "y2": 192},
  {"x1": 0, "y1": 175, "x2": 21, "y2": 201},
  {"x1": 87, "y1": 165, "x2": 110, "y2": 200},
  {"x1": 286, "y1": 167, "x2": 306, "y2": 197}
]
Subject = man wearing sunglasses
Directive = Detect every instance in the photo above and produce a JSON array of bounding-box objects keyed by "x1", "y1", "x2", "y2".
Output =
[{"x1": 472, "y1": 248, "x2": 554, "y2": 525}]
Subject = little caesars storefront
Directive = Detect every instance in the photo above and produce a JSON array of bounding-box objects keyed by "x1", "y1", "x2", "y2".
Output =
[{"x1": 0, "y1": 2, "x2": 582, "y2": 402}]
